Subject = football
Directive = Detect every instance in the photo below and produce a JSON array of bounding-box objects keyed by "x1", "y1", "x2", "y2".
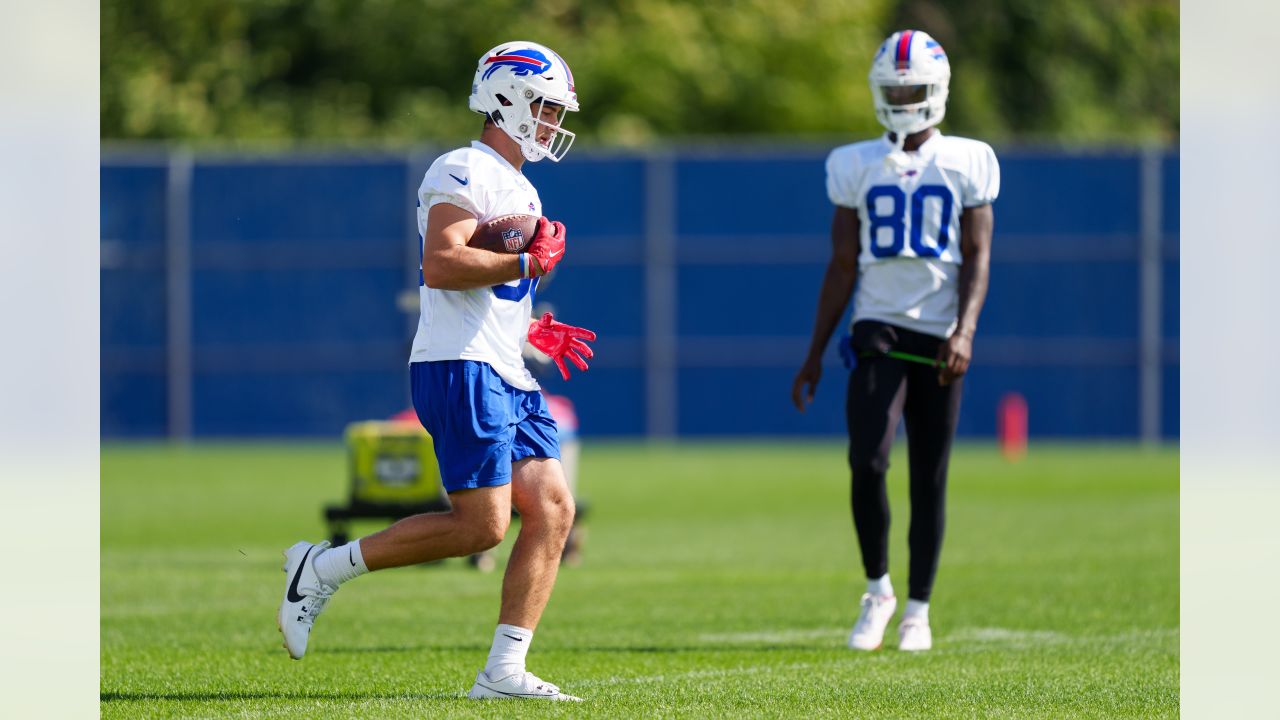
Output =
[{"x1": 468, "y1": 213, "x2": 539, "y2": 254}]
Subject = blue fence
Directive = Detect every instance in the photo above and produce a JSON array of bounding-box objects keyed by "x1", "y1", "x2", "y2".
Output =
[{"x1": 101, "y1": 145, "x2": 1178, "y2": 440}]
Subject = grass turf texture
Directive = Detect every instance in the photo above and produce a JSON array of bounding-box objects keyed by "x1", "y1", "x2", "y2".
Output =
[{"x1": 102, "y1": 442, "x2": 1178, "y2": 718}]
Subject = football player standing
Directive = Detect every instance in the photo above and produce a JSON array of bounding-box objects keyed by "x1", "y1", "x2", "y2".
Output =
[
  {"x1": 277, "y1": 41, "x2": 595, "y2": 701},
  {"x1": 792, "y1": 30, "x2": 999, "y2": 652}
]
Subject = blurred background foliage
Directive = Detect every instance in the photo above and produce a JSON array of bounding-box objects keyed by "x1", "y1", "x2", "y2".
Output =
[{"x1": 101, "y1": 0, "x2": 1178, "y2": 146}]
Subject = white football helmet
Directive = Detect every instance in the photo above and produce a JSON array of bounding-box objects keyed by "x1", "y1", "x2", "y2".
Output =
[
  {"x1": 868, "y1": 30, "x2": 950, "y2": 136},
  {"x1": 469, "y1": 41, "x2": 579, "y2": 162}
]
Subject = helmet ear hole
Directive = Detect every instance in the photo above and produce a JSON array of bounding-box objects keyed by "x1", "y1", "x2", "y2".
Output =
[{"x1": 495, "y1": 93, "x2": 513, "y2": 107}]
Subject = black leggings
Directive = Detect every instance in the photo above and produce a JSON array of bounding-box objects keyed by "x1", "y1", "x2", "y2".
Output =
[{"x1": 845, "y1": 321, "x2": 963, "y2": 602}]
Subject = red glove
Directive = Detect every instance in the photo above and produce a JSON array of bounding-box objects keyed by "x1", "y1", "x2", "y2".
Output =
[
  {"x1": 527, "y1": 312, "x2": 596, "y2": 381},
  {"x1": 524, "y1": 218, "x2": 566, "y2": 277}
]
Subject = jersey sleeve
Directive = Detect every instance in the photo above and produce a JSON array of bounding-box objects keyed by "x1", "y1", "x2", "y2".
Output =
[
  {"x1": 825, "y1": 147, "x2": 861, "y2": 209},
  {"x1": 419, "y1": 152, "x2": 486, "y2": 218},
  {"x1": 962, "y1": 142, "x2": 1000, "y2": 207}
]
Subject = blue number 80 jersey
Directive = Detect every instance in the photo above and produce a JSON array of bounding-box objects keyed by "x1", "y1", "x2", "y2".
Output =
[{"x1": 826, "y1": 132, "x2": 999, "y2": 339}]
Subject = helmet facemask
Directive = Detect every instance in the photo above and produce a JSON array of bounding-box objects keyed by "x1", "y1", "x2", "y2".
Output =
[
  {"x1": 872, "y1": 78, "x2": 948, "y2": 136},
  {"x1": 496, "y1": 95, "x2": 576, "y2": 163}
]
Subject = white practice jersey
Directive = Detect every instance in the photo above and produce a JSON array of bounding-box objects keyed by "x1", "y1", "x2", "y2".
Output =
[
  {"x1": 826, "y1": 132, "x2": 999, "y2": 338},
  {"x1": 410, "y1": 141, "x2": 543, "y2": 390}
]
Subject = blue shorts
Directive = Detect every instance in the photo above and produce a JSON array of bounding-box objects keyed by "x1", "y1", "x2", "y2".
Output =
[{"x1": 410, "y1": 360, "x2": 560, "y2": 493}]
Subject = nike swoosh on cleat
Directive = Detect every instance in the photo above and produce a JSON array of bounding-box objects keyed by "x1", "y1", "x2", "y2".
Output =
[
  {"x1": 476, "y1": 682, "x2": 556, "y2": 699},
  {"x1": 448, "y1": 173, "x2": 469, "y2": 186},
  {"x1": 286, "y1": 547, "x2": 313, "y2": 603}
]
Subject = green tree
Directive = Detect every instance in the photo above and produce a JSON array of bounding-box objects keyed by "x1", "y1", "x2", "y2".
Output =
[
  {"x1": 101, "y1": 0, "x2": 1177, "y2": 145},
  {"x1": 889, "y1": 0, "x2": 1178, "y2": 143}
]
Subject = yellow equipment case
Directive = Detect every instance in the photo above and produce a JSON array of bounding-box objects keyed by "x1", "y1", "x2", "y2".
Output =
[{"x1": 324, "y1": 420, "x2": 449, "y2": 545}]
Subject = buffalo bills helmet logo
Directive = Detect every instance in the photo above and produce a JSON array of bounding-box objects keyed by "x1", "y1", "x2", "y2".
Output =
[
  {"x1": 501, "y1": 227, "x2": 525, "y2": 252},
  {"x1": 482, "y1": 48, "x2": 552, "y2": 80}
]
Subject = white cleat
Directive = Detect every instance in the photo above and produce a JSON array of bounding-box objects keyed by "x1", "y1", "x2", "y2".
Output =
[
  {"x1": 467, "y1": 670, "x2": 583, "y2": 702},
  {"x1": 897, "y1": 616, "x2": 933, "y2": 652},
  {"x1": 848, "y1": 593, "x2": 897, "y2": 650},
  {"x1": 277, "y1": 540, "x2": 336, "y2": 660}
]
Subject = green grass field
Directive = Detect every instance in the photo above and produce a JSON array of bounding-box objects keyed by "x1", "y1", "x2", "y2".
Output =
[{"x1": 101, "y1": 442, "x2": 1178, "y2": 718}]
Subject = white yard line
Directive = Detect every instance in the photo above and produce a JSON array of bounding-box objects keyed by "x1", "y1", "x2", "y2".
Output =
[
  {"x1": 577, "y1": 626, "x2": 1179, "y2": 688},
  {"x1": 948, "y1": 626, "x2": 1179, "y2": 648},
  {"x1": 696, "y1": 628, "x2": 847, "y2": 644},
  {"x1": 695, "y1": 625, "x2": 1178, "y2": 649},
  {"x1": 575, "y1": 661, "x2": 820, "y2": 688}
]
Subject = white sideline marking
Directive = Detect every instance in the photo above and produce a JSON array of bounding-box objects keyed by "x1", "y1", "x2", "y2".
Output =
[
  {"x1": 102, "y1": 601, "x2": 266, "y2": 618},
  {"x1": 578, "y1": 627, "x2": 1179, "y2": 688},
  {"x1": 947, "y1": 627, "x2": 1071, "y2": 644},
  {"x1": 948, "y1": 626, "x2": 1179, "y2": 648},
  {"x1": 696, "y1": 628, "x2": 846, "y2": 644},
  {"x1": 698, "y1": 626, "x2": 1178, "y2": 647},
  {"x1": 576, "y1": 662, "x2": 818, "y2": 688}
]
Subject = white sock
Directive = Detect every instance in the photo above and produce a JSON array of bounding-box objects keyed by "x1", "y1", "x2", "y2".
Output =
[
  {"x1": 313, "y1": 539, "x2": 369, "y2": 588},
  {"x1": 485, "y1": 624, "x2": 533, "y2": 680},
  {"x1": 867, "y1": 574, "x2": 894, "y2": 598},
  {"x1": 903, "y1": 599, "x2": 929, "y2": 622}
]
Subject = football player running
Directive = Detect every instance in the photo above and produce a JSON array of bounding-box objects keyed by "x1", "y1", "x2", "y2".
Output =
[
  {"x1": 277, "y1": 41, "x2": 595, "y2": 702},
  {"x1": 792, "y1": 30, "x2": 999, "y2": 652}
]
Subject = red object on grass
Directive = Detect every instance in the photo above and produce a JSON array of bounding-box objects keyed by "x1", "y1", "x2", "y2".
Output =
[
  {"x1": 997, "y1": 392, "x2": 1028, "y2": 462},
  {"x1": 544, "y1": 393, "x2": 578, "y2": 433},
  {"x1": 388, "y1": 408, "x2": 422, "y2": 427}
]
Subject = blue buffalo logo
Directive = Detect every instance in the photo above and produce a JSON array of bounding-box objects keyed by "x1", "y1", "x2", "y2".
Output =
[{"x1": 482, "y1": 49, "x2": 552, "y2": 81}]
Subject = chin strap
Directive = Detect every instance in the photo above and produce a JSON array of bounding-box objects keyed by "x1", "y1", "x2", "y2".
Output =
[{"x1": 884, "y1": 131, "x2": 912, "y2": 172}]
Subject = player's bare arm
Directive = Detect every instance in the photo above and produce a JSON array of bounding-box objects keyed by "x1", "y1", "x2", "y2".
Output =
[
  {"x1": 792, "y1": 205, "x2": 861, "y2": 412},
  {"x1": 421, "y1": 203, "x2": 524, "y2": 290},
  {"x1": 938, "y1": 203, "x2": 994, "y2": 385}
]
